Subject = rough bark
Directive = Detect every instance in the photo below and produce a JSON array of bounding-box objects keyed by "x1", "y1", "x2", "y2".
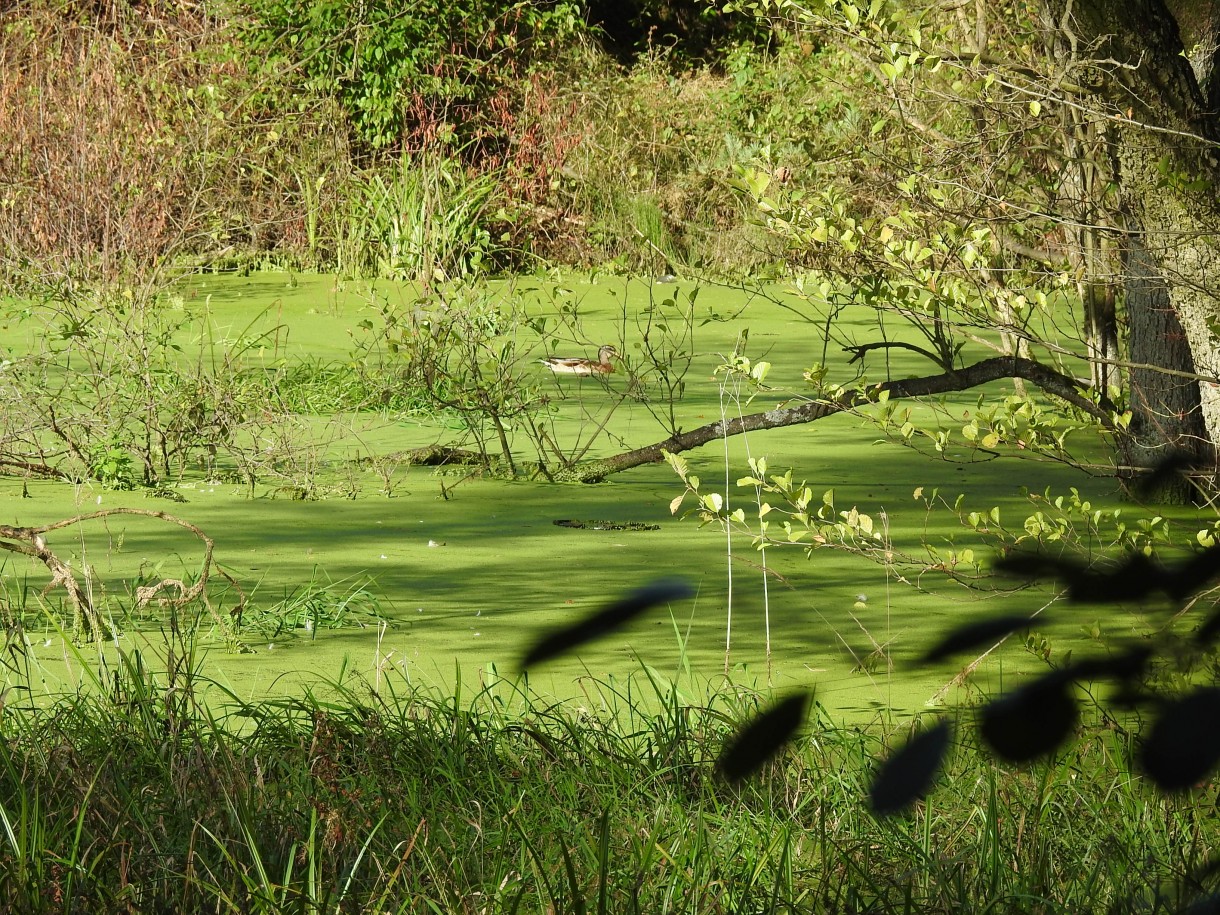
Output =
[
  {"x1": 1124, "y1": 236, "x2": 1211, "y2": 456},
  {"x1": 1029, "y1": 0, "x2": 1220, "y2": 505},
  {"x1": 1042, "y1": 0, "x2": 1220, "y2": 475},
  {"x1": 1123, "y1": 235, "x2": 1212, "y2": 499}
]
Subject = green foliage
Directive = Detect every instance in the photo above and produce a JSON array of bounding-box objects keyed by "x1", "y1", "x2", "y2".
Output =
[
  {"x1": 334, "y1": 154, "x2": 501, "y2": 283},
  {"x1": 238, "y1": 575, "x2": 387, "y2": 640},
  {"x1": 725, "y1": 0, "x2": 1123, "y2": 457},
  {"x1": 668, "y1": 450, "x2": 894, "y2": 561},
  {"x1": 85, "y1": 443, "x2": 137, "y2": 490},
  {"x1": 1, "y1": 0, "x2": 896, "y2": 280},
  {"x1": 267, "y1": 355, "x2": 429, "y2": 414},
  {"x1": 238, "y1": 0, "x2": 585, "y2": 151},
  {"x1": 0, "y1": 286, "x2": 443, "y2": 490},
  {"x1": 551, "y1": 39, "x2": 828, "y2": 273},
  {"x1": 1, "y1": 291, "x2": 267, "y2": 486},
  {"x1": 360, "y1": 282, "x2": 547, "y2": 474},
  {"x1": 0, "y1": 653, "x2": 1215, "y2": 911}
]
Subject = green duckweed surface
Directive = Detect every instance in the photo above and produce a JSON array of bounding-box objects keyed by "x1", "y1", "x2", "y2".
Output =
[{"x1": 1, "y1": 272, "x2": 1164, "y2": 721}]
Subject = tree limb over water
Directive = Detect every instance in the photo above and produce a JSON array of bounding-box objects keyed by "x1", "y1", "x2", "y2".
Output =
[
  {"x1": 0, "y1": 509, "x2": 244, "y2": 642},
  {"x1": 564, "y1": 356, "x2": 1109, "y2": 483}
]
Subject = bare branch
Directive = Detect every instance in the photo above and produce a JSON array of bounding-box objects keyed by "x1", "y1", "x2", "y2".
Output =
[{"x1": 0, "y1": 509, "x2": 244, "y2": 642}]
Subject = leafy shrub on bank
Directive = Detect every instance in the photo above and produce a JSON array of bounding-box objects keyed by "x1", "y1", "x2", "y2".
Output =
[
  {"x1": 236, "y1": 0, "x2": 586, "y2": 154},
  {"x1": 1, "y1": 0, "x2": 920, "y2": 282}
]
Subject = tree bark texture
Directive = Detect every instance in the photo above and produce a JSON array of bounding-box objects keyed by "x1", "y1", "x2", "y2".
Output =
[
  {"x1": 1123, "y1": 235, "x2": 1212, "y2": 500},
  {"x1": 1042, "y1": 0, "x2": 1220, "y2": 460}
]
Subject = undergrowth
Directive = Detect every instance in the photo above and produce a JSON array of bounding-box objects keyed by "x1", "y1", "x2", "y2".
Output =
[
  {"x1": 0, "y1": 0, "x2": 816, "y2": 291},
  {"x1": 0, "y1": 648, "x2": 1214, "y2": 913}
]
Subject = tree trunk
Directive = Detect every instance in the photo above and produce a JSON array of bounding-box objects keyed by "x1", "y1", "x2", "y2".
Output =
[
  {"x1": 1124, "y1": 163, "x2": 1220, "y2": 450},
  {"x1": 1042, "y1": 0, "x2": 1220, "y2": 499},
  {"x1": 1082, "y1": 231, "x2": 1119, "y2": 393},
  {"x1": 1123, "y1": 234, "x2": 1212, "y2": 499}
]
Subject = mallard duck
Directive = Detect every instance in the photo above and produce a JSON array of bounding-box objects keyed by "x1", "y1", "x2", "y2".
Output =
[{"x1": 541, "y1": 345, "x2": 619, "y2": 376}]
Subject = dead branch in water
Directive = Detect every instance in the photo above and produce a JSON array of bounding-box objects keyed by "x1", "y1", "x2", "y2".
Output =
[{"x1": 0, "y1": 508, "x2": 244, "y2": 642}]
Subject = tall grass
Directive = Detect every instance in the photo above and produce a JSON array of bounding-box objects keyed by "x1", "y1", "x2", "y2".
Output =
[
  {"x1": 334, "y1": 155, "x2": 501, "y2": 284},
  {"x1": 0, "y1": 642, "x2": 1215, "y2": 912}
]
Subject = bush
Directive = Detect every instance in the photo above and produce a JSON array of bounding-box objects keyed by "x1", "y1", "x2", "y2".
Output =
[{"x1": 237, "y1": 0, "x2": 586, "y2": 154}]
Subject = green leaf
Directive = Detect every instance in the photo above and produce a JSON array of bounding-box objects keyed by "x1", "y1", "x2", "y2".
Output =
[{"x1": 662, "y1": 449, "x2": 689, "y2": 480}]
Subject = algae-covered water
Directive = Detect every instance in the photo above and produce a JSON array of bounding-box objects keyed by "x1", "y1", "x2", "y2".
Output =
[{"x1": 1, "y1": 272, "x2": 1159, "y2": 721}]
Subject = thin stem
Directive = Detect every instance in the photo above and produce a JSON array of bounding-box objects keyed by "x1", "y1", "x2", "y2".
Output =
[{"x1": 719, "y1": 381, "x2": 733, "y2": 676}]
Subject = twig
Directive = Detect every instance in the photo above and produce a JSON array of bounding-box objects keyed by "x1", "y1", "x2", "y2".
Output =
[{"x1": 0, "y1": 508, "x2": 244, "y2": 642}]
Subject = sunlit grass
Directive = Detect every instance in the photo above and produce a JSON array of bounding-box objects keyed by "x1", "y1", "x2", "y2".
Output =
[{"x1": 0, "y1": 643, "x2": 1214, "y2": 913}]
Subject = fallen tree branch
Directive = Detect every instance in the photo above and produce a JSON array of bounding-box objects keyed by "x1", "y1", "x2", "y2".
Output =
[
  {"x1": 563, "y1": 356, "x2": 1111, "y2": 482},
  {"x1": 0, "y1": 458, "x2": 72, "y2": 480},
  {"x1": 0, "y1": 508, "x2": 244, "y2": 642}
]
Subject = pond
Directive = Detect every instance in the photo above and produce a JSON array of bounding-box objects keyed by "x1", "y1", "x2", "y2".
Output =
[{"x1": 0, "y1": 271, "x2": 1171, "y2": 722}]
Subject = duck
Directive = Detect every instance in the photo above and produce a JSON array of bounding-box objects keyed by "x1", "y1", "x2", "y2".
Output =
[{"x1": 540, "y1": 344, "x2": 619, "y2": 376}]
